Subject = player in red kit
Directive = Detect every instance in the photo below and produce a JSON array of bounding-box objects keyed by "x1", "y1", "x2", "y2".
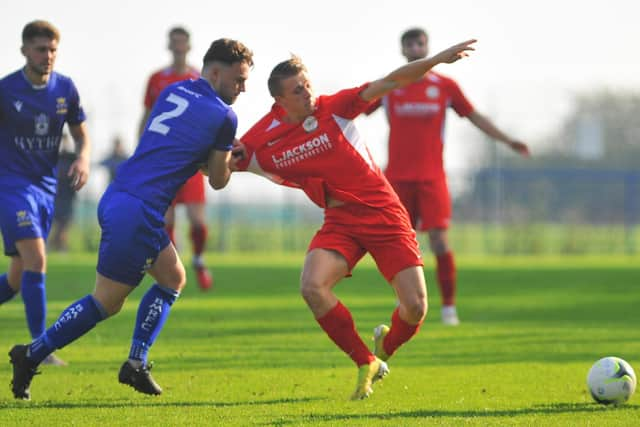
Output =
[
  {"x1": 139, "y1": 26, "x2": 213, "y2": 290},
  {"x1": 367, "y1": 28, "x2": 530, "y2": 325},
  {"x1": 231, "y1": 39, "x2": 476, "y2": 400}
]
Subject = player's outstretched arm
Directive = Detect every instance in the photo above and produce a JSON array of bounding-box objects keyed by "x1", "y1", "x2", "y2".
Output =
[
  {"x1": 67, "y1": 122, "x2": 91, "y2": 190},
  {"x1": 360, "y1": 39, "x2": 477, "y2": 102},
  {"x1": 467, "y1": 111, "x2": 531, "y2": 157}
]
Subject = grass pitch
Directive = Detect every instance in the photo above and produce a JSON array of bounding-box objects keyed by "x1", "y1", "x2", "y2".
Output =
[{"x1": 0, "y1": 253, "x2": 638, "y2": 426}]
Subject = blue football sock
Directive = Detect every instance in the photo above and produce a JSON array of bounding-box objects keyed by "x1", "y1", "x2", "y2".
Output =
[
  {"x1": 21, "y1": 271, "x2": 46, "y2": 338},
  {"x1": 0, "y1": 274, "x2": 16, "y2": 304},
  {"x1": 129, "y1": 284, "x2": 179, "y2": 364},
  {"x1": 28, "y1": 294, "x2": 107, "y2": 365}
]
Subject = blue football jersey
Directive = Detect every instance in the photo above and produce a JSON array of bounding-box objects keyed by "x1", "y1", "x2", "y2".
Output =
[
  {"x1": 0, "y1": 70, "x2": 86, "y2": 194},
  {"x1": 113, "y1": 78, "x2": 237, "y2": 212}
]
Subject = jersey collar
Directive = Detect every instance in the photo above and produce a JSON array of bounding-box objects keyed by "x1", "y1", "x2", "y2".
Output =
[{"x1": 21, "y1": 68, "x2": 54, "y2": 90}]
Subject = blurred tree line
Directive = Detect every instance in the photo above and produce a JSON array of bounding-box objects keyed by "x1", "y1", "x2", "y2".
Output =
[{"x1": 456, "y1": 90, "x2": 640, "y2": 227}]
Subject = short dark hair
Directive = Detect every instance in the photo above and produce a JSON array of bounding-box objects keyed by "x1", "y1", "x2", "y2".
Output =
[
  {"x1": 168, "y1": 26, "x2": 190, "y2": 40},
  {"x1": 268, "y1": 55, "x2": 307, "y2": 97},
  {"x1": 401, "y1": 27, "x2": 428, "y2": 46},
  {"x1": 202, "y1": 38, "x2": 253, "y2": 68},
  {"x1": 22, "y1": 20, "x2": 60, "y2": 44}
]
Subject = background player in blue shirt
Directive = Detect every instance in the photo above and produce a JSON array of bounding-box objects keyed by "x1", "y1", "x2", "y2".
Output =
[
  {"x1": 0, "y1": 21, "x2": 91, "y2": 367},
  {"x1": 9, "y1": 38, "x2": 254, "y2": 400}
]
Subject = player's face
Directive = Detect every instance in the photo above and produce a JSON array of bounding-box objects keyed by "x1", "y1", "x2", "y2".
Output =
[
  {"x1": 402, "y1": 35, "x2": 429, "y2": 62},
  {"x1": 168, "y1": 33, "x2": 190, "y2": 58},
  {"x1": 275, "y1": 72, "x2": 316, "y2": 122},
  {"x1": 21, "y1": 37, "x2": 58, "y2": 77},
  {"x1": 212, "y1": 61, "x2": 250, "y2": 105}
]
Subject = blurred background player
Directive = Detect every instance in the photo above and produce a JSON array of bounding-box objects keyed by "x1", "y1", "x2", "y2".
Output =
[
  {"x1": 9, "y1": 38, "x2": 253, "y2": 400},
  {"x1": 232, "y1": 39, "x2": 476, "y2": 400},
  {"x1": 98, "y1": 135, "x2": 128, "y2": 183},
  {"x1": 139, "y1": 26, "x2": 213, "y2": 290},
  {"x1": 50, "y1": 131, "x2": 78, "y2": 252},
  {"x1": 0, "y1": 20, "x2": 91, "y2": 365},
  {"x1": 367, "y1": 28, "x2": 530, "y2": 325}
]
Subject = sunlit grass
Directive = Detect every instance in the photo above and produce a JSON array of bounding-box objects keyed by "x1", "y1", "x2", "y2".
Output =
[{"x1": 0, "y1": 254, "x2": 638, "y2": 426}]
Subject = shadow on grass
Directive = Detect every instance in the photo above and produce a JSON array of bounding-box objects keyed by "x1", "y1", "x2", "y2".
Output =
[
  {"x1": 269, "y1": 402, "x2": 640, "y2": 425},
  {"x1": 0, "y1": 396, "x2": 325, "y2": 410}
]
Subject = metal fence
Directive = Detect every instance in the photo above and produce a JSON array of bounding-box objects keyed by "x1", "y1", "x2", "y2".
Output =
[{"x1": 62, "y1": 167, "x2": 639, "y2": 255}]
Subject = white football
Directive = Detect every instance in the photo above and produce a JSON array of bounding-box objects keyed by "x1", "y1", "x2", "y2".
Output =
[{"x1": 587, "y1": 356, "x2": 636, "y2": 404}]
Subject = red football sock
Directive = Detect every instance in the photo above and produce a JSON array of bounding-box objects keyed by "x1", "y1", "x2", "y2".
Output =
[
  {"x1": 316, "y1": 301, "x2": 375, "y2": 367},
  {"x1": 190, "y1": 224, "x2": 208, "y2": 256},
  {"x1": 383, "y1": 307, "x2": 422, "y2": 357},
  {"x1": 165, "y1": 225, "x2": 175, "y2": 246},
  {"x1": 436, "y1": 251, "x2": 456, "y2": 306}
]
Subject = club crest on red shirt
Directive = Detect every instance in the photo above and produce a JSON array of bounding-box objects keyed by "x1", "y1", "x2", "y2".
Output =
[
  {"x1": 302, "y1": 116, "x2": 318, "y2": 133},
  {"x1": 426, "y1": 85, "x2": 440, "y2": 99}
]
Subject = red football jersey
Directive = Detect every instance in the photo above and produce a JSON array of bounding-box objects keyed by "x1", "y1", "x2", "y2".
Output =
[
  {"x1": 143, "y1": 66, "x2": 200, "y2": 109},
  {"x1": 238, "y1": 85, "x2": 402, "y2": 209},
  {"x1": 379, "y1": 71, "x2": 474, "y2": 182}
]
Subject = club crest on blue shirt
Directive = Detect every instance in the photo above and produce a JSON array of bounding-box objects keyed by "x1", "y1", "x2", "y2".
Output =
[
  {"x1": 13, "y1": 100, "x2": 23, "y2": 112},
  {"x1": 140, "y1": 257, "x2": 155, "y2": 274},
  {"x1": 16, "y1": 210, "x2": 32, "y2": 227},
  {"x1": 56, "y1": 97, "x2": 68, "y2": 114},
  {"x1": 34, "y1": 113, "x2": 49, "y2": 136},
  {"x1": 303, "y1": 116, "x2": 318, "y2": 133}
]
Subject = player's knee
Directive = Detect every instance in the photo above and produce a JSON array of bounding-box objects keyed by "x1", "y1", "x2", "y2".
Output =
[
  {"x1": 166, "y1": 268, "x2": 187, "y2": 291},
  {"x1": 21, "y1": 254, "x2": 46, "y2": 272},
  {"x1": 300, "y1": 276, "x2": 326, "y2": 304},
  {"x1": 8, "y1": 266, "x2": 23, "y2": 289},
  {"x1": 403, "y1": 297, "x2": 428, "y2": 324},
  {"x1": 93, "y1": 293, "x2": 125, "y2": 317},
  {"x1": 107, "y1": 299, "x2": 126, "y2": 316},
  {"x1": 428, "y1": 234, "x2": 448, "y2": 255}
]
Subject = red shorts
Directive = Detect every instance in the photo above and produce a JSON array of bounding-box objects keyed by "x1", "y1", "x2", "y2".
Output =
[
  {"x1": 308, "y1": 202, "x2": 423, "y2": 282},
  {"x1": 173, "y1": 172, "x2": 206, "y2": 205},
  {"x1": 390, "y1": 179, "x2": 451, "y2": 231}
]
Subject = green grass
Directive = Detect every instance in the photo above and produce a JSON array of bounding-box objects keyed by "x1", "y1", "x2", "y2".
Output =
[{"x1": 0, "y1": 253, "x2": 638, "y2": 426}]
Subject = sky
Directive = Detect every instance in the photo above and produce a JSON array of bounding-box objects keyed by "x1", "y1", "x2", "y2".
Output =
[{"x1": 2, "y1": 0, "x2": 639, "y2": 204}]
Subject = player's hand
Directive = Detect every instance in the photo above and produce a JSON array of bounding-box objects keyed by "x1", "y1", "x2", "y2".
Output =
[
  {"x1": 433, "y1": 39, "x2": 477, "y2": 64},
  {"x1": 508, "y1": 140, "x2": 531, "y2": 158},
  {"x1": 68, "y1": 155, "x2": 90, "y2": 191},
  {"x1": 230, "y1": 139, "x2": 246, "y2": 172},
  {"x1": 198, "y1": 162, "x2": 209, "y2": 176}
]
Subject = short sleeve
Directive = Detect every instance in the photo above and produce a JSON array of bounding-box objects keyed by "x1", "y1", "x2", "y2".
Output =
[
  {"x1": 213, "y1": 108, "x2": 238, "y2": 151},
  {"x1": 363, "y1": 98, "x2": 383, "y2": 116},
  {"x1": 322, "y1": 83, "x2": 372, "y2": 119},
  {"x1": 448, "y1": 79, "x2": 474, "y2": 117},
  {"x1": 66, "y1": 79, "x2": 86, "y2": 125}
]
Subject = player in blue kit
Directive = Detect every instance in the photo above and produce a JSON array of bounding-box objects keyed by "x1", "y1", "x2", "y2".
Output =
[
  {"x1": 0, "y1": 21, "x2": 91, "y2": 367},
  {"x1": 9, "y1": 38, "x2": 254, "y2": 400}
]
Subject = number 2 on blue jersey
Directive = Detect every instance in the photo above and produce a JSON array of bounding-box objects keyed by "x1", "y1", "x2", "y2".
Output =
[{"x1": 148, "y1": 93, "x2": 189, "y2": 136}]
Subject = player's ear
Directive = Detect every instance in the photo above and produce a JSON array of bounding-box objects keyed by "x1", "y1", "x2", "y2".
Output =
[
  {"x1": 210, "y1": 63, "x2": 222, "y2": 80},
  {"x1": 203, "y1": 64, "x2": 216, "y2": 83}
]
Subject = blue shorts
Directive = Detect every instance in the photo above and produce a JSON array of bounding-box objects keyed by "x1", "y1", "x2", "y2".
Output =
[
  {"x1": 0, "y1": 184, "x2": 54, "y2": 256},
  {"x1": 96, "y1": 188, "x2": 171, "y2": 287}
]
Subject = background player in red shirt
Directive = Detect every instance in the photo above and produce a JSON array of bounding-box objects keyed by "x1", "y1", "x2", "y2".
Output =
[
  {"x1": 232, "y1": 39, "x2": 476, "y2": 400},
  {"x1": 368, "y1": 28, "x2": 530, "y2": 325},
  {"x1": 138, "y1": 26, "x2": 213, "y2": 290}
]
